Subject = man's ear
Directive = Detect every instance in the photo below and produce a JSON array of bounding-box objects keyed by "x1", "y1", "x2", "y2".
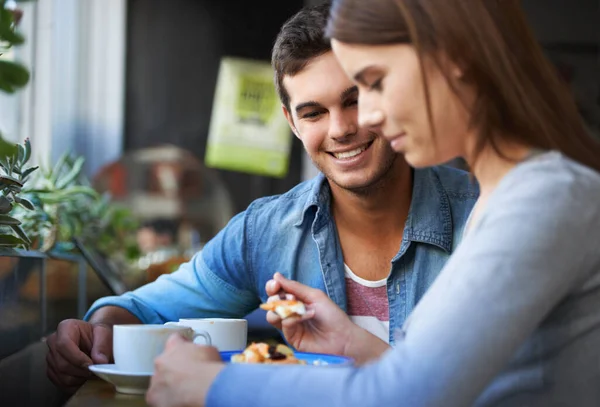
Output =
[{"x1": 282, "y1": 105, "x2": 300, "y2": 139}]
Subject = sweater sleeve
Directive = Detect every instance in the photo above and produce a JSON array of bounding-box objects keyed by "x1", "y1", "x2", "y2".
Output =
[{"x1": 207, "y1": 157, "x2": 600, "y2": 407}]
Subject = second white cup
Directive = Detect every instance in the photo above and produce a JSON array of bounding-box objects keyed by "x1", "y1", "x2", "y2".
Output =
[{"x1": 165, "y1": 318, "x2": 247, "y2": 351}]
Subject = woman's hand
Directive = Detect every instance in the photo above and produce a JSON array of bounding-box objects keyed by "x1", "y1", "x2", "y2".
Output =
[
  {"x1": 146, "y1": 334, "x2": 224, "y2": 407},
  {"x1": 265, "y1": 272, "x2": 389, "y2": 364}
]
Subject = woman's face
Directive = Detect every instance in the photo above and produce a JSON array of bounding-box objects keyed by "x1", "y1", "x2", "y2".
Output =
[{"x1": 331, "y1": 40, "x2": 473, "y2": 167}]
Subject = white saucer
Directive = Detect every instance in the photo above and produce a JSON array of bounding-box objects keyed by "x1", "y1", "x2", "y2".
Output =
[{"x1": 88, "y1": 364, "x2": 152, "y2": 395}]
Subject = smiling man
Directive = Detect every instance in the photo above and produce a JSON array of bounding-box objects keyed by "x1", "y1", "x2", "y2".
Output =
[{"x1": 46, "y1": 3, "x2": 477, "y2": 393}]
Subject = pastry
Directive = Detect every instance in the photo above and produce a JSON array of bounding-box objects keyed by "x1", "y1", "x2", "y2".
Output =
[
  {"x1": 231, "y1": 343, "x2": 306, "y2": 365},
  {"x1": 260, "y1": 299, "x2": 306, "y2": 319}
]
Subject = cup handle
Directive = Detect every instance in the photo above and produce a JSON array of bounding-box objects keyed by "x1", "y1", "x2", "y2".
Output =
[{"x1": 191, "y1": 330, "x2": 212, "y2": 346}]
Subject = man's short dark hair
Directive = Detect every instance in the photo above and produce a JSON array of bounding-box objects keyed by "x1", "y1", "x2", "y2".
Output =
[{"x1": 271, "y1": 2, "x2": 332, "y2": 111}]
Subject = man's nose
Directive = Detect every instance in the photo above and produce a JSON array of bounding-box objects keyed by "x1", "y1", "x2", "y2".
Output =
[{"x1": 329, "y1": 110, "x2": 357, "y2": 140}]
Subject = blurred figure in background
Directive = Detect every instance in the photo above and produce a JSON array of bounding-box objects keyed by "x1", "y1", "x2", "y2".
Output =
[{"x1": 136, "y1": 219, "x2": 179, "y2": 255}]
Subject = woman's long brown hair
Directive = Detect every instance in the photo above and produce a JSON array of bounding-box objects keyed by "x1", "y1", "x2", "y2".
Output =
[{"x1": 327, "y1": 0, "x2": 600, "y2": 171}]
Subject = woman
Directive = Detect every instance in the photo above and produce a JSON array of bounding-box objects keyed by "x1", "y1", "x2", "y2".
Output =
[{"x1": 146, "y1": 1, "x2": 600, "y2": 406}]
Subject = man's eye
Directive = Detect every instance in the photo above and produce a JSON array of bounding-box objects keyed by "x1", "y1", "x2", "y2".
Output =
[{"x1": 302, "y1": 111, "x2": 322, "y2": 119}]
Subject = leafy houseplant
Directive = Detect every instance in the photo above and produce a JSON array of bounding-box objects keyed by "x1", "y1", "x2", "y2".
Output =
[
  {"x1": 0, "y1": 1, "x2": 38, "y2": 249},
  {"x1": 20, "y1": 152, "x2": 140, "y2": 258},
  {"x1": 0, "y1": 137, "x2": 38, "y2": 248},
  {"x1": 20, "y1": 153, "x2": 101, "y2": 252}
]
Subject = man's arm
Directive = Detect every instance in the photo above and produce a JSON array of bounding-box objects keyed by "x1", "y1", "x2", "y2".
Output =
[
  {"x1": 48, "y1": 210, "x2": 262, "y2": 391},
  {"x1": 83, "y1": 211, "x2": 260, "y2": 324},
  {"x1": 87, "y1": 305, "x2": 142, "y2": 326}
]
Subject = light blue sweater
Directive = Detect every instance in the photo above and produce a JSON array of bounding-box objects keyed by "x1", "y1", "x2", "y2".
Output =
[{"x1": 207, "y1": 152, "x2": 600, "y2": 407}]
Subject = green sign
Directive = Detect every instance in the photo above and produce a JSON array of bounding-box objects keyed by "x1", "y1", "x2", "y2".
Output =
[{"x1": 205, "y1": 57, "x2": 292, "y2": 178}]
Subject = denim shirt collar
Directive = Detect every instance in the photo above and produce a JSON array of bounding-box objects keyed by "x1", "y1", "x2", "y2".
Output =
[
  {"x1": 404, "y1": 168, "x2": 453, "y2": 252},
  {"x1": 294, "y1": 169, "x2": 453, "y2": 252}
]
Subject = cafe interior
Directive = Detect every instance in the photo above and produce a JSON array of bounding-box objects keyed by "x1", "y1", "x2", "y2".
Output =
[{"x1": 0, "y1": 0, "x2": 597, "y2": 406}]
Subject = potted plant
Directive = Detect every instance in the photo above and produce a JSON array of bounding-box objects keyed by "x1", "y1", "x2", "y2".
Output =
[
  {"x1": 20, "y1": 152, "x2": 140, "y2": 256},
  {"x1": 17, "y1": 152, "x2": 142, "y2": 301},
  {"x1": 0, "y1": 0, "x2": 39, "y2": 250},
  {"x1": 0, "y1": 137, "x2": 38, "y2": 249}
]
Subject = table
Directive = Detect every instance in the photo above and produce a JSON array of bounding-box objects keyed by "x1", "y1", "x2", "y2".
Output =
[
  {"x1": 66, "y1": 338, "x2": 282, "y2": 406},
  {"x1": 65, "y1": 378, "x2": 148, "y2": 407}
]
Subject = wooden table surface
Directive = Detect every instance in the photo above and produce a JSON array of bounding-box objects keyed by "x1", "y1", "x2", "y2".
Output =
[{"x1": 65, "y1": 378, "x2": 148, "y2": 407}]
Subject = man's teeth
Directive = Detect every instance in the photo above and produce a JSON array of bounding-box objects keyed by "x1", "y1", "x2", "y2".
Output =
[{"x1": 333, "y1": 145, "x2": 367, "y2": 159}]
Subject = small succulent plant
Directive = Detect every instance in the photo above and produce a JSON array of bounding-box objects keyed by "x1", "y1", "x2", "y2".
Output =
[
  {"x1": 19, "y1": 152, "x2": 140, "y2": 258},
  {"x1": 19, "y1": 152, "x2": 99, "y2": 252},
  {"x1": 0, "y1": 135, "x2": 38, "y2": 248}
]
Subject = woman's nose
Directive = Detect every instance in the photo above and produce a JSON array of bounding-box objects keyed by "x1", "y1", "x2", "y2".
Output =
[{"x1": 358, "y1": 95, "x2": 384, "y2": 129}]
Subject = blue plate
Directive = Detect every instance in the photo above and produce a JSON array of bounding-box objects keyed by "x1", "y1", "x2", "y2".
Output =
[{"x1": 220, "y1": 350, "x2": 353, "y2": 366}]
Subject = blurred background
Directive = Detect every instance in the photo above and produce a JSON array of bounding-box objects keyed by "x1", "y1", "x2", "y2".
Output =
[{"x1": 0, "y1": 0, "x2": 597, "y2": 406}]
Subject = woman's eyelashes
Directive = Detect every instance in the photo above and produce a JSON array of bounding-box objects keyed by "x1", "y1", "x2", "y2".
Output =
[{"x1": 368, "y1": 78, "x2": 383, "y2": 91}]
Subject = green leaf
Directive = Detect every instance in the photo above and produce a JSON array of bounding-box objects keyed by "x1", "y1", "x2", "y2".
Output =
[
  {"x1": 0, "y1": 81, "x2": 15, "y2": 93},
  {"x1": 62, "y1": 215, "x2": 77, "y2": 240},
  {"x1": 21, "y1": 166, "x2": 38, "y2": 179},
  {"x1": 0, "y1": 7, "x2": 25, "y2": 46},
  {"x1": 14, "y1": 196, "x2": 34, "y2": 210},
  {"x1": 0, "y1": 175, "x2": 23, "y2": 187},
  {"x1": 0, "y1": 60, "x2": 29, "y2": 88},
  {"x1": 10, "y1": 224, "x2": 31, "y2": 244},
  {"x1": 16, "y1": 143, "x2": 24, "y2": 164},
  {"x1": 50, "y1": 153, "x2": 69, "y2": 184},
  {"x1": 0, "y1": 214, "x2": 21, "y2": 225},
  {"x1": 0, "y1": 133, "x2": 19, "y2": 162},
  {"x1": 30, "y1": 193, "x2": 62, "y2": 204},
  {"x1": 0, "y1": 195, "x2": 12, "y2": 214},
  {"x1": 22, "y1": 138, "x2": 31, "y2": 163},
  {"x1": 22, "y1": 188, "x2": 51, "y2": 194},
  {"x1": 0, "y1": 234, "x2": 28, "y2": 247},
  {"x1": 57, "y1": 185, "x2": 98, "y2": 199},
  {"x1": 0, "y1": 20, "x2": 25, "y2": 46},
  {"x1": 56, "y1": 156, "x2": 85, "y2": 189}
]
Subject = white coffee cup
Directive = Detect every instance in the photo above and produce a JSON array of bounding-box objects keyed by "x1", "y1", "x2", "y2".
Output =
[
  {"x1": 165, "y1": 318, "x2": 247, "y2": 351},
  {"x1": 113, "y1": 324, "x2": 212, "y2": 373}
]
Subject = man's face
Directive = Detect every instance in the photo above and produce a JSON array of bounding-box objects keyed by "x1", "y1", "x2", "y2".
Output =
[{"x1": 283, "y1": 52, "x2": 397, "y2": 192}]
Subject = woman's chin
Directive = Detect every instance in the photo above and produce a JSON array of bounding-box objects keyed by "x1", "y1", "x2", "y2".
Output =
[{"x1": 404, "y1": 151, "x2": 446, "y2": 168}]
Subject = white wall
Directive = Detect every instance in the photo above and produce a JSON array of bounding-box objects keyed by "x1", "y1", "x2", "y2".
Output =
[{"x1": 3, "y1": 0, "x2": 127, "y2": 175}]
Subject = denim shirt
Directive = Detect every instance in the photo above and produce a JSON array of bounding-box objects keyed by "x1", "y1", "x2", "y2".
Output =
[{"x1": 85, "y1": 166, "x2": 478, "y2": 342}]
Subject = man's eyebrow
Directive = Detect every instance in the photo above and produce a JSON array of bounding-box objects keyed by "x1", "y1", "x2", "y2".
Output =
[
  {"x1": 341, "y1": 86, "x2": 358, "y2": 100},
  {"x1": 293, "y1": 86, "x2": 357, "y2": 113},
  {"x1": 295, "y1": 101, "x2": 321, "y2": 113}
]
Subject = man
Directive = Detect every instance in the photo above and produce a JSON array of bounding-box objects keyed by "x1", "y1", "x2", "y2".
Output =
[
  {"x1": 136, "y1": 219, "x2": 179, "y2": 255},
  {"x1": 46, "y1": 3, "x2": 477, "y2": 393}
]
